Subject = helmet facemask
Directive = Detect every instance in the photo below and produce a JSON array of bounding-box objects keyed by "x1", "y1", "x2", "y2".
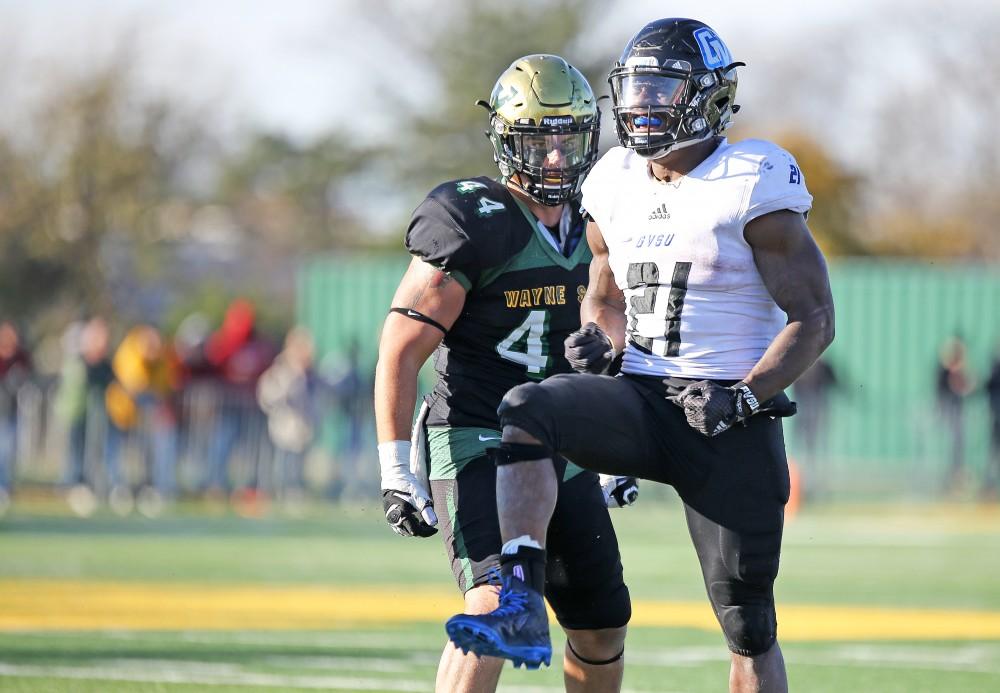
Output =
[
  {"x1": 609, "y1": 64, "x2": 737, "y2": 160},
  {"x1": 490, "y1": 116, "x2": 600, "y2": 206}
]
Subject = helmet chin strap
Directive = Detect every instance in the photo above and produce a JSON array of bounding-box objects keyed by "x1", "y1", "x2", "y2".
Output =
[{"x1": 507, "y1": 171, "x2": 573, "y2": 207}]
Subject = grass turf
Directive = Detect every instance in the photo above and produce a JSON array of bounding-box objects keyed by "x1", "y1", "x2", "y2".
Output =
[{"x1": 1, "y1": 497, "x2": 998, "y2": 691}]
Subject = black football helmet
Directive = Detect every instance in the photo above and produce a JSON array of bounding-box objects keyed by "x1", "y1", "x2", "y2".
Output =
[{"x1": 609, "y1": 18, "x2": 743, "y2": 159}]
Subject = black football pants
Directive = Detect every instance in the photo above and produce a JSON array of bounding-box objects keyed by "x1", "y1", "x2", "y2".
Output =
[{"x1": 498, "y1": 372, "x2": 790, "y2": 656}]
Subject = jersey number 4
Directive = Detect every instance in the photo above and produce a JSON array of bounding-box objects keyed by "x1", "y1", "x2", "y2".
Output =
[
  {"x1": 626, "y1": 261, "x2": 692, "y2": 357},
  {"x1": 496, "y1": 309, "x2": 548, "y2": 377}
]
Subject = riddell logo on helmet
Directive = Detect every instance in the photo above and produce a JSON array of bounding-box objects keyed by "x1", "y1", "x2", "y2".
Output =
[{"x1": 541, "y1": 115, "x2": 573, "y2": 126}]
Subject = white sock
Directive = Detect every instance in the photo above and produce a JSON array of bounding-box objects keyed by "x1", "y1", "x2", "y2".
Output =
[{"x1": 501, "y1": 535, "x2": 543, "y2": 555}]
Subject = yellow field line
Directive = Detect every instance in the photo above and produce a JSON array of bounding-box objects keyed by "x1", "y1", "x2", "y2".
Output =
[{"x1": 2, "y1": 580, "x2": 999, "y2": 640}]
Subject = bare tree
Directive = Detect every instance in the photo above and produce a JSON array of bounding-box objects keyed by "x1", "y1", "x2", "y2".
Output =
[
  {"x1": 747, "y1": 2, "x2": 1000, "y2": 258},
  {"x1": 342, "y1": 0, "x2": 614, "y2": 210},
  {"x1": 0, "y1": 48, "x2": 214, "y2": 322}
]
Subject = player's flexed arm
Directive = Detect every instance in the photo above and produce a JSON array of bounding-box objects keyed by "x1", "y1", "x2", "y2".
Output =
[
  {"x1": 563, "y1": 222, "x2": 626, "y2": 376},
  {"x1": 374, "y1": 258, "x2": 466, "y2": 536},
  {"x1": 675, "y1": 210, "x2": 835, "y2": 437},
  {"x1": 742, "y1": 210, "x2": 835, "y2": 401}
]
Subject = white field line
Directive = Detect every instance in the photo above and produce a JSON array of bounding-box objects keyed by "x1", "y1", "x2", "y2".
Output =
[
  {"x1": 94, "y1": 656, "x2": 432, "y2": 673},
  {"x1": 815, "y1": 643, "x2": 1000, "y2": 674},
  {"x1": 0, "y1": 662, "x2": 428, "y2": 691},
  {"x1": 626, "y1": 644, "x2": 1000, "y2": 675},
  {"x1": 175, "y1": 630, "x2": 432, "y2": 648},
  {"x1": 107, "y1": 629, "x2": 437, "y2": 649},
  {"x1": 1, "y1": 642, "x2": 998, "y2": 693},
  {"x1": 6, "y1": 629, "x2": 1000, "y2": 675},
  {"x1": 260, "y1": 654, "x2": 438, "y2": 671},
  {"x1": 0, "y1": 660, "x2": 673, "y2": 693}
]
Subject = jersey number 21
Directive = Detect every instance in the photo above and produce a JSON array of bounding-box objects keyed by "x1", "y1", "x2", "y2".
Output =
[{"x1": 627, "y1": 261, "x2": 692, "y2": 357}]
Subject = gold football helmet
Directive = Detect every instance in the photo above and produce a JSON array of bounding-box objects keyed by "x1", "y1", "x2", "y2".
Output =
[{"x1": 480, "y1": 54, "x2": 600, "y2": 206}]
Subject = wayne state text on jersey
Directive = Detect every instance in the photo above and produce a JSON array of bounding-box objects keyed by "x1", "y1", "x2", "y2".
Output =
[
  {"x1": 503, "y1": 284, "x2": 586, "y2": 309},
  {"x1": 580, "y1": 139, "x2": 813, "y2": 379}
]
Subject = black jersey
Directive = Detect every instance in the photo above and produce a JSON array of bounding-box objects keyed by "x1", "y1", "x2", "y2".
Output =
[{"x1": 406, "y1": 177, "x2": 591, "y2": 429}]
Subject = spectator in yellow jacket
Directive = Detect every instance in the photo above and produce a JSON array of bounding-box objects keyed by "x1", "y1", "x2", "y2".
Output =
[{"x1": 109, "y1": 325, "x2": 179, "y2": 513}]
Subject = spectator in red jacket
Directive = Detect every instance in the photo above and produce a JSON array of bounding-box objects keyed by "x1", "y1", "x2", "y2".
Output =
[{"x1": 203, "y1": 300, "x2": 276, "y2": 497}]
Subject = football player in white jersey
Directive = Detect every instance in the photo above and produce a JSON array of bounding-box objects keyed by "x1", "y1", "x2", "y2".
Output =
[{"x1": 446, "y1": 19, "x2": 835, "y2": 693}]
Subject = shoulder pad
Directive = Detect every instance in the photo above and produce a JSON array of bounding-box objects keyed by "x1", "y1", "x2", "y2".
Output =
[
  {"x1": 739, "y1": 140, "x2": 813, "y2": 224},
  {"x1": 405, "y1": 177, "x2": 521, "y2": 289},
  {"x1": 581, "y1": 148, "x2": 631, "y2": 230}
]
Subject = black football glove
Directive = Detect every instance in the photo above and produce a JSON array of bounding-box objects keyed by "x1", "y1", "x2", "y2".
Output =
[
  {"x1": 382, "y1": 489, "x2": 438, "y2": 538},
  {"x1": 564, "y1": 322, "x2": 615, "y2": 374},
  {"x1": 670, "y1": 380, "x2": 760, "y2": 437},
  {"x1": 599, "y1": 474, "x2": 639, "y2": 508}
]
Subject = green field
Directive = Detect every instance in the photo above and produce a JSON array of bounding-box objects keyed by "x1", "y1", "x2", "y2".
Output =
[{"x1": 1, "y1": 498, "x2": 999, "y2": 692}]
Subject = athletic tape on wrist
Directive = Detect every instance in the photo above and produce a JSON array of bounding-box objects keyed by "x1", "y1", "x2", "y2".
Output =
[{"x1": 378, "y1": 440, "x2": 411, "y2": 478}]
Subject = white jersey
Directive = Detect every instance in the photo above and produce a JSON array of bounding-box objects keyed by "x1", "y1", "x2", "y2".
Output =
[{"x1": 581, "y1": 138, "x2": 812, "y2": 379}]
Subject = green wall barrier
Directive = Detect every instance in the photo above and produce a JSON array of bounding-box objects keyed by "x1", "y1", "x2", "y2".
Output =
[{"x1": 300, "y1": 255, "x2": 1000, "y2": 499}]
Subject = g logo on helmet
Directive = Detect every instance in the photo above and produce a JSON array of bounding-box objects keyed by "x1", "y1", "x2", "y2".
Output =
[{"x1": 693, "y1": 27, "x2": 732, "y2": 69}]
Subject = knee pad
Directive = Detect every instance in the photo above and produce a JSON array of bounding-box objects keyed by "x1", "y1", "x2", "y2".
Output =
[
  {"x1": 703, "y1": 521, "x2": 781, "y2": 656},
  {"x1": 708, "y1": 579, "x2": 777, "y2": 656},
  {"x1": 548, "y1": 578, "x2": 631, "y2": 631},
  {"x1": 497, "y1": 382, "x2": 556, "y2": 449}
]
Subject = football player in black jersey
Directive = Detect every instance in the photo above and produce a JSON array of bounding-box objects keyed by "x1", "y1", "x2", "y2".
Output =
[
  {"x1": 446, "y1": 20, "x2": 835, "y2": 693},
  {"x1": 374, "y1": 55, "x2": 633, "y2": 692}
]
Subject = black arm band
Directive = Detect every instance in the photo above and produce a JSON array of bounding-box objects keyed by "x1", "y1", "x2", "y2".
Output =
[{"x1": 390, "y1": 307, "x2": 447, "y2": 334}]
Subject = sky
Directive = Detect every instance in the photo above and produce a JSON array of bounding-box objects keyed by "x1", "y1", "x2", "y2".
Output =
[
  {"x1": 0, "y1": 0, "x2": 995, "y2": 246},
  {"x1": 0, "y1": 0, "x2": 934, "y2": 142},
  {"x1": 0, "y1": 0, "x2": 994, "y2": 216}
]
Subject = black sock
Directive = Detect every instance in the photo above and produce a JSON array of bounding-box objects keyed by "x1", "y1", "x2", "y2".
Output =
[{"x1": 499, "y1": 546, "x2": 546, "y2": 594}]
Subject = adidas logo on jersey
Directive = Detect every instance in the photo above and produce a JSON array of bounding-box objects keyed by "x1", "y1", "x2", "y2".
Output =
[{"x1": 648, "y1": 203, "x2": 671, "y2": 221}]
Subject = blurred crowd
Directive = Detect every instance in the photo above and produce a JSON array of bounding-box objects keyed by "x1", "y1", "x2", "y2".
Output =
[
  {"x1": 789, "y1": 340, "x2": 1000, "y2": 501},
  {"x1": 2, "y1": 304, "x2": 999, "y2": 516},
  {"x1": 0, "y1": 300, "x2": 372, "y2": 517},
  {"x1": 936, "y1": 336, "x2": 1000, "y2": 498}
]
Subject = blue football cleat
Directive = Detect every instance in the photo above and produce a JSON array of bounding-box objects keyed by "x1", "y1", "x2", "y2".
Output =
[{"x1": 445, "y1": 577, "x2": 552, "y2": 669}]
